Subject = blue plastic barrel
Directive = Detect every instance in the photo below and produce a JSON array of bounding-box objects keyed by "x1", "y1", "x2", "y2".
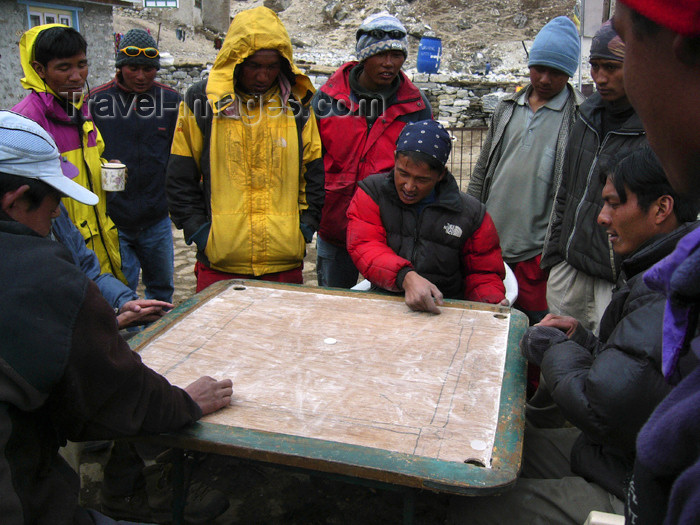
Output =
[{"x1": 416, "y1": 36, "x2": 442, "y2": 74}]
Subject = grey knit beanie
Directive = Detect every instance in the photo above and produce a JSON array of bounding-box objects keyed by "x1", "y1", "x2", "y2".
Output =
[
  {"x1": 355, "y1": 13, "x2": 408, "y2": 62},
  {"x1": 116, "y1": 29, "x2": 160, "y2": 70}
]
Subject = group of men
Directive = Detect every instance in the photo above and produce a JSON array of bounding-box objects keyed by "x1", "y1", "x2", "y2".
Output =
[{"x1": 2, "y1": 0, "x2": 700, "y2": 523}]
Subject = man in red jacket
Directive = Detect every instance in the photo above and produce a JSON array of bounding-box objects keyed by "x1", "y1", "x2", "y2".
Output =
[
  {"x1": 312, "y1": 12, "x2": 432, "y2": 289},
  {"x1": 346, "y1": 120, "x2": 507, "y2": 313}
]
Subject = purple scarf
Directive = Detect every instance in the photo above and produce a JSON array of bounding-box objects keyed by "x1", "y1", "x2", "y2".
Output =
[{"x1": 644, "y1": 227, "x2": 700, "y2": 381}]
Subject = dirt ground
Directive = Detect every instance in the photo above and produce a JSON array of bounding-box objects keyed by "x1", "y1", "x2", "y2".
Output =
[{"x1": 80, "y1": 444, "x2": 451, "y2": 524}]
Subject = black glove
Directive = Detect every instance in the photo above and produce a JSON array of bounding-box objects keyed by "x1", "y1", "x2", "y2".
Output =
[
  {"x1": 300, "y1": 222, "x2": 315, "y2": 244},
  {"x1": 519, "y1": 325, "x2": 568, "y2": 367}
]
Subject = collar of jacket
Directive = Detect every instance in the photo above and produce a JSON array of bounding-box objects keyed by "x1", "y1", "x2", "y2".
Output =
[
  {"x1": 579, "y1": 91, "x2": 645, "y2": 134},
  {"x1": 0, "y1": 218, "x2": 44, "y2": 238},
  {"x1": 624, "y1": 222, "x2": 700, "y2": 280},
  {"x1": 112, "y1": 76, "x2": 160, "y2": 97},
  {"x1": 502, "y1": 82, "x2": 585, "y2": 107},
  {"x1": 321, "y1": 61, "x2": 423, "y2": 108},
  {"x1": 28, "y1": 90, "x2": 81, "y2": 125}
]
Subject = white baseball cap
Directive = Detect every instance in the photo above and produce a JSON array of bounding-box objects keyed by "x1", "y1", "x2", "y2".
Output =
[{"x1": 0, "y1": 110, "x2": 98, "y2": 205}]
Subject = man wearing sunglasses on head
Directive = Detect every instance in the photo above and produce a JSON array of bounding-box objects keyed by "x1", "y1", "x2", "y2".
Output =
[
  {"x1": 89, "y1": 29, "x2": 179, "y2": 306},
  {"x1": 13, "y1": 24, "x2": 126, "y2": 285},
  {"x1": 312, "y1": 12, "x2": 433, "y2": 289}
]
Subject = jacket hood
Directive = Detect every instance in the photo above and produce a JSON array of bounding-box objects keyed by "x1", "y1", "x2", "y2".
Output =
[
  {"x1": 19, "y1": 24, "x2": 85, "y2": 109},
  {"x1": 206, "y1": 6, "x2": 313, "y2": 114}
]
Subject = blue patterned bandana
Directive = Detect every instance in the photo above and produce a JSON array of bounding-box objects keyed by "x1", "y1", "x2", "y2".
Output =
[
  {"x1": 356, "y1": 13, "x2": 408, "y2": 62},
  {"x1": 396, "y1": 120, "x2": 452, "y2": 166}
]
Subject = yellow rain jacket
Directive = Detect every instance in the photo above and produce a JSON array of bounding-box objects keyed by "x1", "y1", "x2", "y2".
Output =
[
  {"x1": 14, "y1": 24, "x2": 125, "y2": 283},
  {"x1": 166, "y1": 7, "x2": 324, "y2": 276}
]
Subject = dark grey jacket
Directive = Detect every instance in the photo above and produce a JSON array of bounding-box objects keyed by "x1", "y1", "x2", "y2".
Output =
[
  {"x1": 541, "y1": 92, "x2": 646, "y2": 279},
  {"x1": 0, "y1": 220, "x2": 201, "y2": 524}
]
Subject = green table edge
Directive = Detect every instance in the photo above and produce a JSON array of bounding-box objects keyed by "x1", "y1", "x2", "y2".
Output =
[{"x1": 129, "y1": 280, "x2": 529, "y2": 496}]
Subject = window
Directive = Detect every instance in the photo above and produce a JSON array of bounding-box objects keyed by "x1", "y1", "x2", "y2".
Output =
[
  {"x1": 143, "y1": 0, "x2": 179, "y2": 7},
  {"x1": 19, "y1": 1, "x2": 81, "y2": 30}
]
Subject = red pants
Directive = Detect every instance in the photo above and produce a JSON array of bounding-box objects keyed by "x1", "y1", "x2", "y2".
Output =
[
  {"x1": 509, "y1": 255, "x2": 549, "y2": 399},
  {"x1": 194, "y1": 261, "x2": 303, "y2": 293},
  {"x1": 509, "y1": 254, "x2": 549, "y2": 314}
]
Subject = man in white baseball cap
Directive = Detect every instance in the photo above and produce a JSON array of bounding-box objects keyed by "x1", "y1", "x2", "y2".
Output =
[
  {"x1": 0, "y1": 108, "x2": 233, "y2": 525},
  {"x1": 0, "y1": 110, "x2": 98, "y2": 213}
]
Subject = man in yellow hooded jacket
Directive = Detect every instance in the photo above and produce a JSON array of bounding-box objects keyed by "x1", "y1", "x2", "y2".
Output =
[
  {"x1": 166, "y1": 6, "x2": 324, "y2": 292},
  {"x1": 13, "y1": 24, "x2": 125, "y2": 283}
]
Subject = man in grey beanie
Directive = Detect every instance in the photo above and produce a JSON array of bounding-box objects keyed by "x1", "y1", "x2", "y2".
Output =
[
  {"x1": 312, "y1": 12, "x2": 432, "y2": 289},
  {"x1": 89, "y1": 29, "x2": 179, "y2": 308},
  {"x1": 468, "y1": 16, "x2": 585, "y2": 331}
]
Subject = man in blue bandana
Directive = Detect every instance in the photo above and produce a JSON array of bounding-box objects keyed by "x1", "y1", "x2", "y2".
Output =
[{"x1": 346, "y1": 120, "x2": 507, "y2": 313}]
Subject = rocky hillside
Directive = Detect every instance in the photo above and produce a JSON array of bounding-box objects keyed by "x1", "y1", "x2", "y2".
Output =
[{"x1": 115, "y1": 0, "x2": 577, "y2": 75}]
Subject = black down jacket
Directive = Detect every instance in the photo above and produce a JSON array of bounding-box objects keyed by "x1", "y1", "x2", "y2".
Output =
[{"x1": 523, "y1": 221, "x2": 700, "y2": 499}]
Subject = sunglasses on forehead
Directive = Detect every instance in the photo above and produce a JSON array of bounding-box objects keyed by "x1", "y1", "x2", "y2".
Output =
[
  {"x1": 119, "y1": 46, "x2": 159, "y2": 58},
  {"x1": 357, "y1": 28, "x2": 406, "y2": 40}
]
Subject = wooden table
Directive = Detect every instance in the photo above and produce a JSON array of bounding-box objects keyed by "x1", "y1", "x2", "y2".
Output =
[{"x1": 129, "y1": 280, "x2": 528, "y2": 522}]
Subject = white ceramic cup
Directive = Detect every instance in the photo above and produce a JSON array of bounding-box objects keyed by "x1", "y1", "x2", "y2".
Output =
[{"x1": 101, "y1": 163, "x2": 127, "y2": 192}]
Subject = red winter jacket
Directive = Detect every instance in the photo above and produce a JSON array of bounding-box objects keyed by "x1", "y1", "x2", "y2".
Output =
[
  {"x1": 312, "y1": 62, "x2": 432, "y2": 246},
  {"x1": 347, "y1": 171, "x2": 506, "y2": 304}
]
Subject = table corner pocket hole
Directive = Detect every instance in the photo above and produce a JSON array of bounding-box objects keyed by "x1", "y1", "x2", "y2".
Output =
[
  {"x1": 231, "y1": 281, "x2": 247, "y2": 291},
  {"x1": 464, "y1": 458, "x2": 487, "y2": 468}
]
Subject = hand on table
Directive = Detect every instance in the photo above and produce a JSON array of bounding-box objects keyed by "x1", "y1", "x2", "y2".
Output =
[
  {"x1": 185, "y1": 376, "x2": 234, "y2": 415},
  {"x1": 117, "y1": 299, "x2": 174, "y2": 329},
  {"x1": 536, "y1": 313, "x2": 579, "y2": 337},
  {"x1": 402, "y1": 271, "x2": 443, "y2": 314}
]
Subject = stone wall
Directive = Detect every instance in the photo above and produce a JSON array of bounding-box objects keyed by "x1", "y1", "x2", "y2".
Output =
[
  {"x1": 0, "y1": 0, "x2": 28, "y2": 108},
  {"x1": 156, "y1": 62, "x2": 521, "y2": 127},
  {"x1": 0, "y1": 0, "x2": 117, "y2": 109}
]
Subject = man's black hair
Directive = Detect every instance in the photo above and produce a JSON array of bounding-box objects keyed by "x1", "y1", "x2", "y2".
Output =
[
  {"x1": 33, "y1": 26, "x2": 87, "y2": 66},
  {"x1": 602, "y1": 145, "x2": 699, "y2": 223},
  {"x1": 395, "y1": 150, "x2": 445, "y2": 175},
  {"x1": 0, "y1": 172, "x2": 62, "y2": 213}
]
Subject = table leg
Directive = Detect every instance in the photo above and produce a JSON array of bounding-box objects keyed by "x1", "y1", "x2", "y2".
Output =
[
  {"x1": 171, "y1": 449, "x2": 186, "y2": 525},
  {"x1": 402, "y1": 488, "x2": 416, "y2": 525}
]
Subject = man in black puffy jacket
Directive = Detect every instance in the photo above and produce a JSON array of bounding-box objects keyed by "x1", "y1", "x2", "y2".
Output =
[{"x1": 448, "y1": 146, "x2": 698, "y2": 524}]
